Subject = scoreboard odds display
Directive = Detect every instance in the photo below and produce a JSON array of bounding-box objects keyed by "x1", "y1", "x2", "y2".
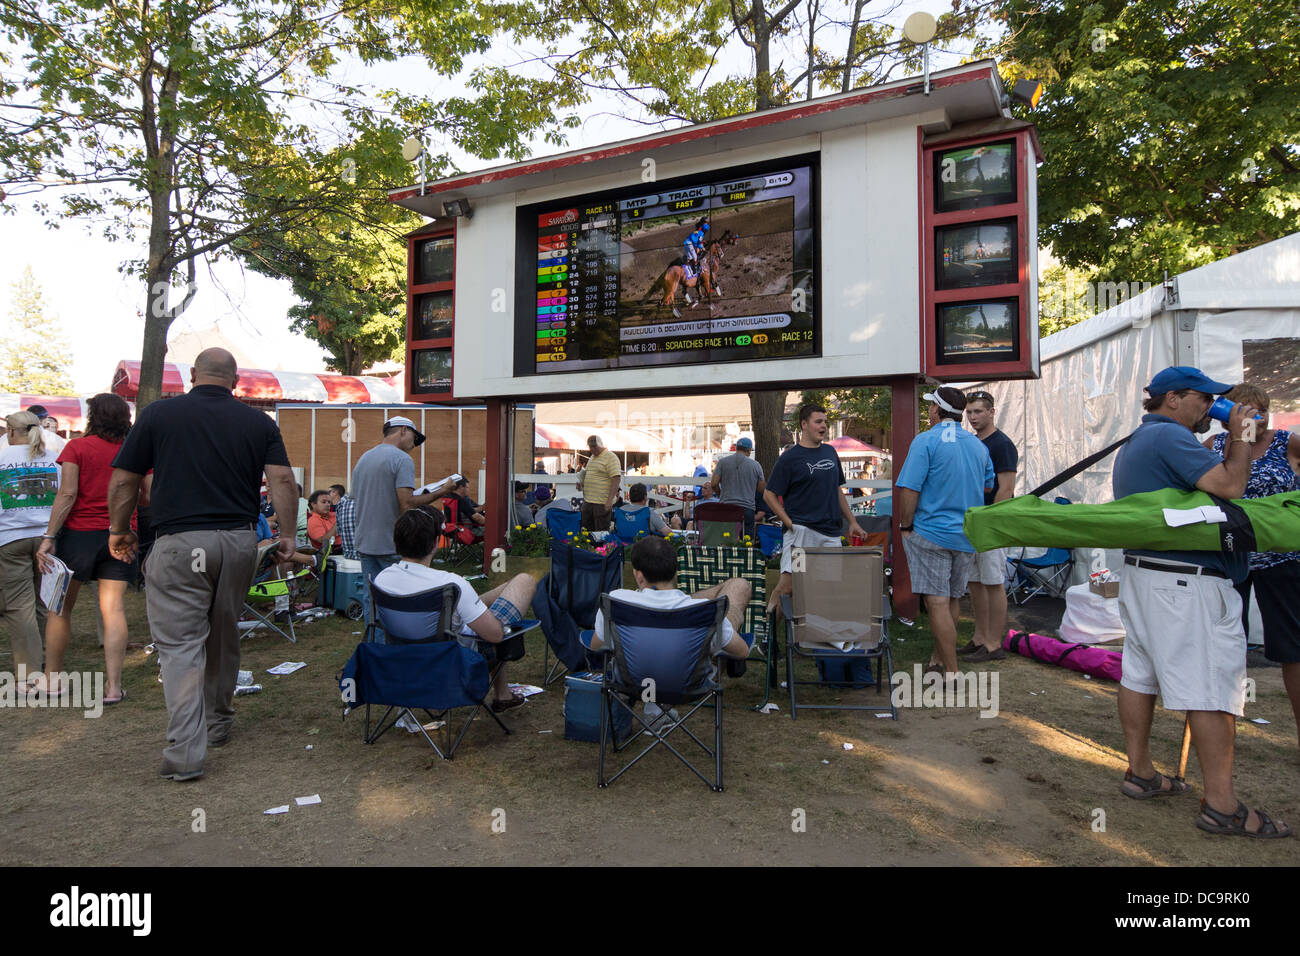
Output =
[{"x1": 514, "y1": 156, "x2": 818, "y2": 374}]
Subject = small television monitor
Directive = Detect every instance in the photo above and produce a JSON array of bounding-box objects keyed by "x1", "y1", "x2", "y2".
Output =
[
  {"x1": 936, "y1": 298, "x2": 1020, "y2": 365},
  {"x1": 933, "y1": 140, "x2": 1015, "y2": 213},
  {"x1": 413, "y1": 291, "x2": 453, "y2": 340},
  {"x1": 415, "y1": 236, "x2": 454, "y2": 285},
  {"x1": 935, "y1": 219, "x2": 1018, "y2": 289},
  {"x1": 412, "y1": 348, "x2": 452, "y2": 393}
]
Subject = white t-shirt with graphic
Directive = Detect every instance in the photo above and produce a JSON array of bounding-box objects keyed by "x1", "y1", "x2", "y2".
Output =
[{"x1": 0, "y1": 444, "x2": 61, "y2": 548}]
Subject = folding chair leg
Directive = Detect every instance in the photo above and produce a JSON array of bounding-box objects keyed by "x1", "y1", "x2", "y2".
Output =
[
  {"x1": 785, "y1": 618, "x2": 799, "y2": 720},
  {"x1": 714, "y1": 688, "x2": 724, "y2": 792}
]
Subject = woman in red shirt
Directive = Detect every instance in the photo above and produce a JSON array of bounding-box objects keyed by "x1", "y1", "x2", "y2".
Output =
[{"x1": 37, "y1": 394, "x2": 139, "y2": 703}]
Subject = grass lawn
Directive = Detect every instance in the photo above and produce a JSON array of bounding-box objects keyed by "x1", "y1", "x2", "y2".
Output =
[{"x1": 3, "y1": 572, "x2": 1297, "y2": 866}]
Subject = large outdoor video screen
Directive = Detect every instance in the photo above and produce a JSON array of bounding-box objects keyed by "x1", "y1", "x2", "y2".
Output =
[{"x1": 514, "y1": 156, "x2": 818, "y2": 374}]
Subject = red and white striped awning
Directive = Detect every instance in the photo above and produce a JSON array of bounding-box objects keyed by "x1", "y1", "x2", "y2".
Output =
[
  {"x1": 534, "y1": 423, "x2": 668, "y2": 453},
  {"x1": 0, "y1": 394, "x2": 97, "y2": 432},
  {"x1": 828, "y1": 436, "x2": 889, "y2": 458},
  {"x1": 111, "y1": 360, "x2": 403, "y2": 405}
]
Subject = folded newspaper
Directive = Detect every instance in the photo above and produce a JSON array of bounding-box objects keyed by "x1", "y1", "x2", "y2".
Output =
[
  {"x1": 39, "y1": 555, "x2": 73, "y2": 616},
  {"x1": 415, "y1": 473, "x2": 464, "y2": 495}
]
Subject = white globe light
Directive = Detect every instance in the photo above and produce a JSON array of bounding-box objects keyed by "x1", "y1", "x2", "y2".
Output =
[
  {"x1": 903, "y1": 11, "x2": 937, "y2": 44},
  {"x1": 401, "y1": 137, "x2": 424, "y2": 162}
]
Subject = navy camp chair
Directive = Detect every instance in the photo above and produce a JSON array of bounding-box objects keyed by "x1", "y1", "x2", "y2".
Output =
[
  {"x1": 755, "y1": 522, "x2": 783, "y2": 558},
  {"x1": 351, "y1": 580, "x2": 529, "y2": 757},
  {"x1": 612, "y1": 505, "x2": 653, "y2": 546},
  {"x1": 586, "y1": 594, "x2": 731, "y2": 791},
  {"x1": 545, "y1": 507, "x2": 583, "y2": 545},
  {"x1": 784, "y1": 547, "x2": 895, "y2": 719},
  {"x1": 534, "y1": 540, "x2": 624, "y2": 685}
]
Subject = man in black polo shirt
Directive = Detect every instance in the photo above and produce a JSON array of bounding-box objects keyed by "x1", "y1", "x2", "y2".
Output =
[{"x1": 107, "y1": 349, "x2": 298, "y2": 781}]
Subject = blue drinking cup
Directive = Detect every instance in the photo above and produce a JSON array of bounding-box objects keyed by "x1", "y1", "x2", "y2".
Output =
[{"x1": 1208, "y1": 396, "x2": 1264, "y2": 424}]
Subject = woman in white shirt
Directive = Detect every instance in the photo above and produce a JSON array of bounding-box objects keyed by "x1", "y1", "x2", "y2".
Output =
[{"x1": 0, "y1": 411, "x2": 61, "y2": 687}]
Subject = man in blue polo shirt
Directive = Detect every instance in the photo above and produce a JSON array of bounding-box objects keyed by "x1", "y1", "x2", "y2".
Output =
[
  {"x1": 1112, "y1": 366, "x2": 1288, "y2": 838},
  {"x1": 895, "y1": 386, "x2": 995, "y2": 677}
]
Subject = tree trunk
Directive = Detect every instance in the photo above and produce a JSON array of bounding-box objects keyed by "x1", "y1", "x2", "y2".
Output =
[
  {"x1": 748, "y1": 389, "x2": 787, "y2": 476},
  {"x1": 746, "y1": 1, "x2": 782, "y2": 475}
]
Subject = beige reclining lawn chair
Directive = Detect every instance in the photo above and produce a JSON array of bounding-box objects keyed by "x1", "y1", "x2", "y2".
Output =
[{"x1": 784, "y1": 546, "x2": 895, "y2": 719}]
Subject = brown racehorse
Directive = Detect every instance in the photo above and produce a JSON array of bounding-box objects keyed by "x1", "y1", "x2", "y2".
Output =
[{"x1": 642, "y1": 230, "x2": 738, "y2": 318}]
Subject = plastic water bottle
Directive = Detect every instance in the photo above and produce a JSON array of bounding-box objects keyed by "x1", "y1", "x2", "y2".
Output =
[{"x1": 1208, "y1": 397, "x2": 1264, "y2": 424}]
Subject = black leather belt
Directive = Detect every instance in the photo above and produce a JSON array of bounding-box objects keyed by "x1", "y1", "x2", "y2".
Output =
[{"x1": 1124, "y1": 555, "x2": 1227, "y2": 580}]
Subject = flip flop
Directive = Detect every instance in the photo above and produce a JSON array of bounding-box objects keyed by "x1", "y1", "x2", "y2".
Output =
[{"x1": 104, "y1": 690, "x2": 127, "y2": 705}]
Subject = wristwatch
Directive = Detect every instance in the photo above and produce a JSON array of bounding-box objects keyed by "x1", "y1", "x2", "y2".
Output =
[{"x1": 899, "y1": 524, "x2": 913, "y2": 532}]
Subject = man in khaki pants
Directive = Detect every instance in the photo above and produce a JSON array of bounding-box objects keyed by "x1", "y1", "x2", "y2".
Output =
[{"x1": 107, "y1": 349, "x2": 298, "y2": 781}]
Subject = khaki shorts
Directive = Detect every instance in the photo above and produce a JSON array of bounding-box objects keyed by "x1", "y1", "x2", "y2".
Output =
[
  {"x1": 968, "y1": 548, "x2": 1008, "y2": 586},
  {"x1": 1117, "y1": 564, "x2": 1247, "y2": 716}
]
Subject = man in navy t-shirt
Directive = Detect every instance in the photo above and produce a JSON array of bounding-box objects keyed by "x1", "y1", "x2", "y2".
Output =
[
  {"x1": 960, "y1": 390, "x2": 1018, "y2": 663},
  {"x1": 763, "y1": 404, "x2": 860, "y2": 616},
  {"x1": 1111, "y1": 365, "x2": 1288, "y2": 839}
]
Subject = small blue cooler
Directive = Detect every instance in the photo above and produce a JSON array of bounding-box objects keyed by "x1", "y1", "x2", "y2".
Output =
[
  {"x1": 563, "y1": 671, "x2": 633, "y2": 743},
  {"x1": 324, "y1": 556, "x2": 366, "y2": 620}
]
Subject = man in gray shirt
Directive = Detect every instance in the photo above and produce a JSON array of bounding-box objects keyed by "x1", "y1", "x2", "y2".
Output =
[
  {"x1": 352, "y1": 416, "x2": 454, "y2": 623},
  {"x1": 712, "y1": 437, "x2": 766, "y2": 539}
]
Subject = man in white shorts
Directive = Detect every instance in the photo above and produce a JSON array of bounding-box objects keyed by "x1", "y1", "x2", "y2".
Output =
[
  {"x1": 762, "y1": 405, "x2": 862, "y2": 617},
  {"x1": 960, "y1": 390, "x2": 1018, "y2": 662},
  {"x1": 1112, "y1": 366, "x2": 1288, "y2": 838}
]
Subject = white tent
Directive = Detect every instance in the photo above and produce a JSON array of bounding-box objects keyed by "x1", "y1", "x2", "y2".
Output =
[{"x1": 981, "y1": 232, "x2": 1300, "y2": 506}]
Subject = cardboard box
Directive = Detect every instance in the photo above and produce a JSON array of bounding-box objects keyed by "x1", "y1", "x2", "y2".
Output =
[{"x1": 1089, "y1": 578, "x2": 1120, "y2": 599}]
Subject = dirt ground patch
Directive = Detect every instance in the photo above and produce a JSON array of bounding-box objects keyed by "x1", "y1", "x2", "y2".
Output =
[{"x1": 3, "y1": 585, "x2": 1297, "y2": 866}]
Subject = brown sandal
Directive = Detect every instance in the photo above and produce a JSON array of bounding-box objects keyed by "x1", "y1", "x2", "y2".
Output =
[{"x1": 1196, "y1": 800, "x2": 1292, "y2": 839}]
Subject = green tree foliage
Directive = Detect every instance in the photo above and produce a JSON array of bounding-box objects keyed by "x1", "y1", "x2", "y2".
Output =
[
  {"x1": 0, "y1": 0, "x2": 581, "y2": 406},
  {"x1": 234, "y1": 124, "x2": 420, "y2": 374},
  {"x1": 2, "y1": 266, "x2": 74, "y2": 394},
  {"x1": 988, "y1": 0, "x2": 1300, "y2": 283}
]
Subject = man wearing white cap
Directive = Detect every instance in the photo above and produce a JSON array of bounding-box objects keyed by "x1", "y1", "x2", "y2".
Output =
[
  {"x1": 895, "y1": 386, "x2": 995, "y2": 677},
  {"x1": 351, "y1": 416, "x2": 455, "y2": 624}
]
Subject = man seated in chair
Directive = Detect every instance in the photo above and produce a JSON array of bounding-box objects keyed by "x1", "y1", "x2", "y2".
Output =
[
  {"x1": 613, "y1": 482, "x2": 671, "y2": 536},
  {"x1": 591, "y1": 537, "x2": 751, "y2": 724},
  {"x1": 450, "y1": 477, "x2": 487, "y2": 528},
  {"x1": 374, "y1": 508, "x2": 536, "y2": 713}
]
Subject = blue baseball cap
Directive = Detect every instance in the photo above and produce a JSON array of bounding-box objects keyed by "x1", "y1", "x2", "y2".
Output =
[
  {"x1": 735, "y1": 436, "x2": 753, "y2": 450},
  {"x1": 1144, "y1": 366, "x2": 1233, "y2": 397}
]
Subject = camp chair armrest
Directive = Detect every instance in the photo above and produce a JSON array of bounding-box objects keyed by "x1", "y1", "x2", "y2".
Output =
[{"x1": 578, "y1": 628, "x2": 605, "y2": 653}]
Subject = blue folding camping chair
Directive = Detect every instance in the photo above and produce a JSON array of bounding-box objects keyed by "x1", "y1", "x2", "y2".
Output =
[
  {"x1": 584, "y1": 594, "x2": 733, "y2": 791},
  {"x1": 611, "y1": 505, "x2": 653, "y2": 546},
  {"x1": 534, "y1": 540, "x2": 624, "y2": 684},
  {"x1": 1005, "y1": 497, "x2": 1074, "y2": 605},
  {"x1": 545, "y1": 507, "x2": 583, "y2": 545},
  {"x1": 349, "y1": 580, "x2": 535, "y2": 758}
]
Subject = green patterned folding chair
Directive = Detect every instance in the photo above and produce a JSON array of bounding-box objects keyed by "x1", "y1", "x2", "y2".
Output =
[{"x1": 676, "y1": 545, "x2": 776, "y2": 709}]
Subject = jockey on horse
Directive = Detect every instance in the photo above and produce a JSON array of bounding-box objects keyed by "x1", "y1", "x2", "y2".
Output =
[
  {"x1": 681, "y1": 219, "x2": 710, "y2": 280},
  {"x1": 644, "y1": 225, "x2": 737, "y2": 318}
]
